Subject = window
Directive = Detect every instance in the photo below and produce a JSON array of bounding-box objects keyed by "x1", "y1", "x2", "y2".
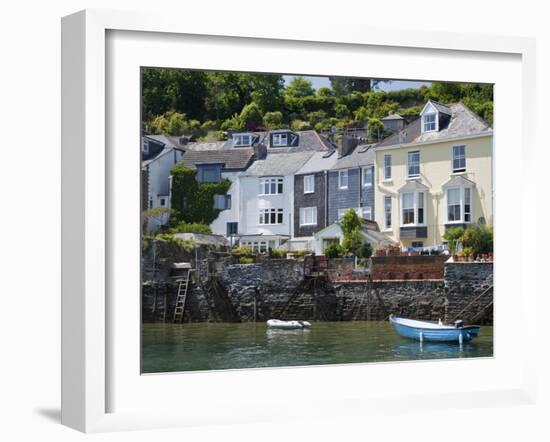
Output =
[
  {"x1": 259, "y1": 177, "x2": 284, "y2": 195},
  {"x1": 384, "y1": 154, "x2": 392, "y2": 180},
  {"x1": 447, "y1": 188, "x2": 462, "y2": 222},
  {"x1": 213, "y1": 194, "x2": 231, "y2": 210},
  {"x1": 159, "y1": 197, "x2": 166, "y2": 207},
  {"x1": 452, "y1": 145, "x2": 466, "y2": 172},
  {"x1": 401, "y1": 191, "x2": 426, "y2": 226},
  {"x1": 197, "y1": 164, "x2": 222, "y2": 183},
  {"x1": 142, "y1": 139, "x2": 149, "y2": 154},
  {"x1": 337, "y1": 209, "x2": 347, "y2": 220},
  {"x1": 259, "y1": 208, "x2": 284, "y2": 225},
  {"x1": 339, "y1": 170, "x2": 348, "y2": 189},
  {"x1": 181, "y1": 196, "x2": 188, "y2": 209},
  {"x1": 233, "y1": 133, "x2": 254, "y2": 147},
  {"x1": 402, "y1": 193, "x2": 415, "y2": 225},
  {"x1": 361, "y1": 206, "x2": 372, "y2": 220},
  {"x1": 304, "y1": 175, "x2": 314, "y2": 194},
  {"x1": 407, "y1": 151, "x2": 420, "y2": 177},
  {"x1": 362, "y1": 166, "x2": 373, "y2": 187},
  {"x1": 299, "y1": 207, "x2": 317, "y2": 226},
  {"x1": 411, "y1": 241, "x2": 424, "y2": 248},
  {"x1": 226, "y1": 222, "x2": 238, "y2": 236},
  {"x1": 422, "y1": 113, "x2": 436, "y2": 132},
  {"x1": 272, "y1": 133, "x2": 288, "y2": 146},
  {"x1": 384, "y1": 196, "x2": 392, "y2": 228}
]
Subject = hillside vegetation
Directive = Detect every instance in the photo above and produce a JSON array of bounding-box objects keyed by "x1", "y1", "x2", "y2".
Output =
[{"x1": 142, "y1": 69, "x2": 493, "y2": 141}]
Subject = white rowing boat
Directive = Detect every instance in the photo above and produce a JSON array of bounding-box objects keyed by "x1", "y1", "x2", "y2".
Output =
[{"x1": 266, "y1": 319, "x2": 311, "y2": 330}]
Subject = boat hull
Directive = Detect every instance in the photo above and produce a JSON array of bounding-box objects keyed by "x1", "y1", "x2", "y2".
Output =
[
  {"x1": 389, "y1": 315, "x2": 480, "y2": 342},
  {"x1": 266, "y1": 319, "x2": 311, "y2": 330}
]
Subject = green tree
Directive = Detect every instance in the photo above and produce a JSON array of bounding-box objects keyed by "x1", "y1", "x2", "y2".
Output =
[
  {"x1": 285, "y1": 76, "x2": 315, "y2": 98},
  {"x1": 330, "y1": 77, "x2": 372, "y2": 95},
  {"x1": 150, "y1": 111, "x2": 187, "y2": 135},
  {"x1": 443, "y1": 226, "x2": 465, "y2": 254},
  {"x1": 249, "y1": 74, "x2": 284, "y2": 113},
  {"x1": 339, "y1": 209, "x2": 362, "y2": 256},
  {"x1": 263, "y1": 111, "x2": 284, "y2": 129},
  {"x1": 334, "y1": 103, "x2": 350, "y2": 119},
  {"x1": 239, "y1": 102, "x2": 263, "y2": 131}
]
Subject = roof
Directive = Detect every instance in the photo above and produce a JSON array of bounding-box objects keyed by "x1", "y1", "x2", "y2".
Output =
[
  {"x1": 382, "y1": 114, "x2": 404, "y2": 121},
  {"x1": 179, "y1": 148, "x2": 255, "y2": 171},
  {"x1": 429, "y1": 100, "x2": 452, "y2": 115},
  {"x1": 142, "y1": 134, "x2": 182, "y2": 167},
  {"x1": 242, "y1": 151, "x2": 315, "y2": 176},
  {"x1": 331, "y1": 144, "x2": 375, "y2": 170},
  {"x1": 376, "y1": 102, "x2": 492, "y2": 149},
  {"x1": 442, "y1": 174, "x2": 476, "y2": 188},
  {"x1": 398, "y1": 179, "x2": 430, "y2": 193},
  {"x1": 267, "y1": 130, "x2": 333, "y2": 153},
  {"x1": 295, "y1": 150, "x2": 339, "y2": 175},
  {"x1": 314, "y1": 220, "x2": 395, "y2": 246}
]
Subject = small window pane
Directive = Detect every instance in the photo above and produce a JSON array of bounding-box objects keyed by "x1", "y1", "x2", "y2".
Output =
[{"x1": 384, "y1": 155, "x2": 392, "y2": 180}]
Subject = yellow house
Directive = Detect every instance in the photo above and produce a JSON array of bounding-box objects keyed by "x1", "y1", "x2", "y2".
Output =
[{"x1": 374, "y1": 100, "x2": 493, "y2": 250}]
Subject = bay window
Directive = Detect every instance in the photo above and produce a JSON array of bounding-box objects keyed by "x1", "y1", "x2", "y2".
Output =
[
  {"x1": 446, "y1": 187, "x2": 473, "y2": 223},
  {"x1": 400, "y1": 191, "x2": 426, "y2": 226}
]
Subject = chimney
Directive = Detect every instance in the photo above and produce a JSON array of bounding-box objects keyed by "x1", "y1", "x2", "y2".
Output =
[
  {"x1": 253, "y1": 142, "x2": 267, "y2": 160},
  {"x1": 337, "y1": 136, "x2": 359, "y2": 158}
]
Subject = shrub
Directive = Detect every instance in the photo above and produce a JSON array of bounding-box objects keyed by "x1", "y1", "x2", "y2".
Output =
[
  {"x1": 263, "y1": 111, "x2": 284, "y2": 129},
  {"x1": 462, "y1": 223, "x2": 493, "y2": 256},
  {"x1": 339, "y1": 209, "x2": 362, "y2": 256},
  {"x1": 239, "y1": 257, "x2": 254, "y2": 264},
  {"x1": 270, "y1": 249, "x2": 287, "y2": 258},
  {"x1": 154, "y1": 234, "x2": 196, "y2": 251},
  {"x1": 443, "y1": 226, "x2": 465, "y2": 254},
  {"x1": 358, "y1": 241, "x2": 373, "y2": 259},
  {"x1": 232, "y1": 245, "x2": 253, "y2": 255},
  {"x1": 324, "y1": 243, "x2": 343, "y2": 259},
  {"x1": 169, "y1": 222, "x2": 212, "y2": 235}
]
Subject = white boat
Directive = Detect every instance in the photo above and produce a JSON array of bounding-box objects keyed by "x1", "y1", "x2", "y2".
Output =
[{"x1": 266, "y1": 319, "x2": 311, "y2": 330}]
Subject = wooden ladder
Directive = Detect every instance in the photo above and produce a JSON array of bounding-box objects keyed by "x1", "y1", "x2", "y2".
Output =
[{"x1": 173, "y1": 270, "x2": 193, "y2": 323}]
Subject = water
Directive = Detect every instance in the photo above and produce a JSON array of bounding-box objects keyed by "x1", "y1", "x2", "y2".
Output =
[{"x1": 141, "y1": 321, "x2": 493, "y2": 373}]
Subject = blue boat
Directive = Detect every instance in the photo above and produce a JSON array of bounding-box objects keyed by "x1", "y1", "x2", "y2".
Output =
[{"x1": 389, "y1": 314, "x2": 480, "y2": 343}]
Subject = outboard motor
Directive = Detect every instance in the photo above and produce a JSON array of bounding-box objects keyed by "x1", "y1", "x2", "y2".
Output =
[{"x1": 454, "y1": 320, "x2": 465, "y2": 328}]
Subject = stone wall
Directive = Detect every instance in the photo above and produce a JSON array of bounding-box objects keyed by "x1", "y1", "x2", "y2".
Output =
[
  {"x1": 445, "y1": 262, "x2": 493, "y2": 324},
  {"x1": 142, "y1": 257, "x2": 493, "y2": 324}
]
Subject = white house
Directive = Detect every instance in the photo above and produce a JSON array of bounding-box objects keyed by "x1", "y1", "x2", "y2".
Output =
[{"x1": 142, "y1": 135, "x2": 184, "y2": 232}]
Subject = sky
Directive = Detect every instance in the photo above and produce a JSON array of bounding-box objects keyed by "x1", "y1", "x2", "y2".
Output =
[{"x1": 282, "y1": 75, "x2": 431, "y2": 92}]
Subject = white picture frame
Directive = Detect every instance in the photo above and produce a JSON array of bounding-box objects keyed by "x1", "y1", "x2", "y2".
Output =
[{"x1": 61, "y1": 9, "x2": 537, "y2": 433}]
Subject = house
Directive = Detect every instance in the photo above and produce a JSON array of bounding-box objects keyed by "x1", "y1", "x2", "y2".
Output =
[
  {"x1": 141, "y1": 134, "x2": 185, "y2": 231},
  {"x1": 313, "y1": 218, "x2": 395, "y2": 256},
  {"x1": 236, "y1": 129, "x2": 332, "y2": 251},
  {"x1": 373, "y1": 100, "x2": 493, "y2": 250},
  {"x1": 327, "y1": 137, "x2": 376, "y2": 225},
  {"x1": 291, "y1": 149, "x2": 339, "y2": 251},
  {"x1": 177, "y1": 133, "x2": 259, "y2": 243}
]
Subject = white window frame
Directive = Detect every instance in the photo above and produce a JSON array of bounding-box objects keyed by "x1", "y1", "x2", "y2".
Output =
[
  {"x1": 407, "y1": 151, "x2": 420, "y2": 178},
  {"x1": 259, "y1": 208, "x2": 284, "y2": 225},
  {"x1": 422, "y1": 113, "x2": 437, "y2": 132},
  {"x1": 272, "y1": 133, "x2": 288, "y2": 147},
  {"x1": 259, "y1": 177, "x2": 284, "y2": 195},
  {"x1": 299, "y1": 207, "x2": 317, "y2": 226},
  {"x1": 384, "y1": 195, "x2": 392, "y2": 229},
  {"x1": 362, "y1": 166, "x2": 373, "y2": 187},
  {"x1": 233, "y1": 134, "x2": 253, "y2": 147},
  {"x1": 446, "y1": 186, "x2": 473, "y2": 224},
  {"x1": 452, "y1": 144, "x2": 466, "y2": 172},
  {"x1": 400, "y1": 191, "x2": 426, "y2": 227},
  {"x1": 338, "y1": 170, "x2": 348, "y2": 189},
  {"x1": 303, "y1": 175, "x2": 315, "y2": 194},
  {"x1": 383, "y1": 154, "x2": 392, "y2": 180}
]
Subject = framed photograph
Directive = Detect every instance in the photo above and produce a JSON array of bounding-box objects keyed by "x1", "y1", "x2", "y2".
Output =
[{"x1": 62, "y1": 9, "x2": 537, "y2": 433}]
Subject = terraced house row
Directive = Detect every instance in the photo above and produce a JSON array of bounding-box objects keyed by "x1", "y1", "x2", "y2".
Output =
[{"x1": 141, "y1": 100, "x2": 493, "y2": 254}]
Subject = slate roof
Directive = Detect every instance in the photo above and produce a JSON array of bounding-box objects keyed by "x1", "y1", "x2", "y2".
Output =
[
  {"x1": 267, "y1": 130, "x2": 333, "y2": 153},
  {"x1": 295, "y1": 150, "x2": 338, "y2": 175},
  {"x1": 331, "y1": 144, "x2": 376, "y2": 170},
  {"x1": 242, "y1": 151, "x2": 315, "y2": 177},
  {"x1": 398, "y1": 179, "x2": 430, "y2": 193},
  {"x1": 442, "y1": 174, "x2": 476, "y2": 188},
  {"x1": 376, "y1": 102, "x2": 492, "y2": 148},
  {"x1": 179, "y1": 148, "x2": 255, "y2": 171},
  {"x1": 142, "y1": 135, "x2": 184, "y2": 167},
  {"x1": 382, "y1": 114, "x2": 404, "y2": 121},
  {"x1": 430, "y1": 100, "x2": 452, "y2": 115}
]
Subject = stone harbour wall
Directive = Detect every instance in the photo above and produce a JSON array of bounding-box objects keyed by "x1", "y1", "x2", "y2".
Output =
[{"x1": 142, "y1": 258, "x2": 493, "y2": 324}]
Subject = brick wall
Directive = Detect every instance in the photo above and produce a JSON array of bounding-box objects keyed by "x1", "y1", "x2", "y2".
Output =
[{"x1": 371, "y1": 255, "x2": 448, "y2": 281}]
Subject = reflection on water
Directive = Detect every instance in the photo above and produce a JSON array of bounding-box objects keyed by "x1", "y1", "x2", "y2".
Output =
[{"x1": 141, "y1": 321, "x2": 493, "y2": 373}]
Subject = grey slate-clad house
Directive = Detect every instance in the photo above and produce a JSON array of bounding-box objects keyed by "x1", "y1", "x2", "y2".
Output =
[
  {"x1": 327, "y1": 138, "x2": 376, "y2": 225},
  {"x1": 293, "y1": 150, "x2": 339, "y2": 243}
]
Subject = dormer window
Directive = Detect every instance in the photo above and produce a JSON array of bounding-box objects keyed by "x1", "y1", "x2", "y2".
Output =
[
  {"x1": 422, "y1": 113, "x2": 436, "y2": 132},
  {"x1": 272, "y1": 133, "x2": 288, "y2": 146},
  {"x1": 233, "y1": 133, "x2": 254, "y2": 147}
]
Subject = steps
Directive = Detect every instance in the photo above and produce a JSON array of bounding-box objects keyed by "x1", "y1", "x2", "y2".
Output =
[{"x1": 173, "y1": 270, "x2": 194, "y2": 323}]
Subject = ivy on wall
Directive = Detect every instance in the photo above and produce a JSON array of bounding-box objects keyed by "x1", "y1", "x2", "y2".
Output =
[{"x1": 170, "y1": 164, "x2": 231, "y2": 224}]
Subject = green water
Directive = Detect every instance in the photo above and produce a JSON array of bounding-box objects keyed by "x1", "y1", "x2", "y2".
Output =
[{"x1": 141, "y1": 321, "x2": 493, "y2": 373}]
